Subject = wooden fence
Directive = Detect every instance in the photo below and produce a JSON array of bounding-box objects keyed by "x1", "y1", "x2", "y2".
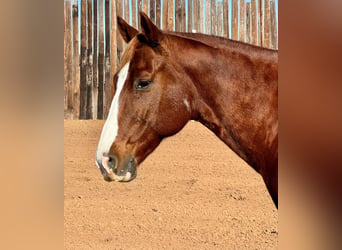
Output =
[{"x1": 64, "y1": 0, "x2": 278, "y2": 119}]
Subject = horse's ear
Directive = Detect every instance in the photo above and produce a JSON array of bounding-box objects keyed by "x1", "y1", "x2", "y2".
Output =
[
  {"x1": 138, "y1": 12, "x2": 163, "y2": 47},
  {"x1": 117, "y1": 16, "x2": 139, "y2": 43}
]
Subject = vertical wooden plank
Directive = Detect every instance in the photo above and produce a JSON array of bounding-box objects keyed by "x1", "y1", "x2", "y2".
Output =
[
  {"x1": 72, "y1": 0, "x2": 80, "y2": 119},
  {"x1": 193, "y1": 0, "x2": 198, "y2": 32},
  {"x1": 175, "y1": 0, "x2": 182, "y2": 31},
  {"x1": 259, "y1": 0, "x2": 263, "y2": 46},
  {"x1": 116, "y1": 0, "x2": 123, "y2": 60},
  {"x1": 80, "y1": 0, "x2": 88, "y2": 119},
  {"x1": 64, "y1": 3, "x2": 67, "y2": 117},
  {"x1": 223, "y1": 0, "x2": 228, "y2": 37},
  {"x1": 239, "y1": 0, "x2": 245, "y2": 42},
  {"x1": 217, "y1": 1, "x2": 223, "y2": 36},
  {"x1": 124, "y1": 0, "x2": 129, "y2": 22},
  {"x1": 211, "y1": 0, "x2": 217, "y2": 35},
  {"x1": 188, "y1": 0, "x2": 192, "y2": 32},
  {"x1": 156, "y1": 0, "x2": 161, "y2": 28},
  {"x1": 246, "y1": 2, "x2": 252, "y2": 44},
  {"x1": 205, "y1": 0, "x2": 211, "y2": 34},
  {"x1": 111, "y1": 0, "x2": 117, "y2": 113},
  {"x1": 162, "y1": 0, "x2": 168, "y2": 30},
  {"x1": 270, "y1": 0, "x2": 277, "y2": 49},
  {"x1": 264, "y1": 0, "x2": 270, "y2": 48},
  {"x1": 104, "y1": 0, "x2": 111, "y2": 118},
  {"x1": 132, "y1": 0, "x2": 137, "y2": 28},
  {"x1": 167, "y1": 0, "x2": 174, "y2": 31},
  {"x1": 198, "y1": 0, "x2": 203, "y2": 33},
  {"x1": 251, "y1": 0, "x2": 257, "y2": 45},
  {"x1": 150, "y1": 0, "x2": 155, "y2": 22},
  {"x1": 143, "y1": 0, "x2": 149, "y2": 16},
  {"x1": 93, "y1": 0, "x2": 98, "y2": 119},
  {"x1": 138, "y1": 0, "x2": 143, "y2": 29},
  {"x1": 64, "y1": 1, "x2": 73, "y2": 119},
  {"x1": 232, "y1": 0, "x2": 238, "y2": 40},
  {"x1": 181, "y1": 0, "x2": 186, "y2": 32},
  {"x1": 86, "y1": 0, "x2": 93, "y2": 119},
  {"x1": 98, "y1": 0, "x2": 104, "y2": 119}
]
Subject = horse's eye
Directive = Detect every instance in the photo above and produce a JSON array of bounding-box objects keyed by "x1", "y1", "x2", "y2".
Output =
[{"x1": 135, "y1": 79, "x2": 151, "y2": 90}]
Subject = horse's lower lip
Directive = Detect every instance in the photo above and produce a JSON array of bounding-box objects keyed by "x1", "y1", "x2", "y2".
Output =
[{"x1": 103, "y1": 169, "x2": 137, "y2": 182}]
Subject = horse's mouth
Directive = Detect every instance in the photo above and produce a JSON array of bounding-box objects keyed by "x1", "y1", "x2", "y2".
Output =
[{"x1": 103, "y1": 168, "x2": 137, "y2": 182}]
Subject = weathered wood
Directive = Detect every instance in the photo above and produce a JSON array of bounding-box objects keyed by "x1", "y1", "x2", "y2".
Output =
[
  {"x1": 232, "y1": 0, "x2": 238, "y2": 40},
  {"x1": 211, "y1": 0, "x2": 217, "y2": 35},
  {"x1": 259, "y1": 0, "x2": 263, "y2": 46},
  {"x1": 181, "y1": 0, "x2": 186, "y2": 32},
  {"x1": 125, "y1": 0, "x2": 129, "y2": 23},
  {"x1": 188, "y1": 0, "x2": 192, "y2": 32},
  {"x1": 80, "y1": 0, "x2": 88, "y2": 119},
  {"x1": 93, "y1": 0, "x2": 98, "y2": 119},
  {"x1": 239, "y1": 0, "x2": 245, "y2": 42},
  {"x1": 86, "y1": 0, "x2": 93, "y2": 119},
  {"x1": 143, "y1": 0, "x2": 149, "y2": 16},
  {"x1": 111, "y1": 0, "x2": 117, "y2": 104},
  {"x1": 175, "y1": 0, "x2": 182, "y2": 31},
  {"x1": 150, "y1": 0, "x2": 156, "y2": 23},
  {"x1": 264, "y1": 0, "x2": 271, "y2": 48},
  {"x1": 72, "y1": 0, "x2": 80, "y2": 119},
  {"x1": 156, "y1": 0, "x2": 161, "y2": 28},
  {"x1": 138, "y1": 0, "x2": 143, "y2": 29},
  {"x1": 193, "y1": 0, "x2": 199, "y2": 32},
  {"x1": 64, "y1": 1, "x2": 73, "y2": 118},
  {"x1": 205, "y1": 0, "x2": 211, "y2": 34},
  {"x1": 246, "y1": 2, "x2": 252, "y2": 44},
  {"x1": 270, "y1": 0, "x2": 277, "y2": 49},
  {"x1": 217, "y1": 1, "x2": 223, "y2": 37},
  {"x1": 223, "y1": 0, "x2": 228, "y2": 37},
  {"x1": 104, "y1": 0, "x2": 111, "y2": 118},
  {"x1": 162, "y1": 0, "x2": 168, "y2": 29},
  {"x1": 132, "y1": 0, "x2": 137, "y2": 28},
  {"x1": 116, "y1": 0, "x2": 123, "y2": 60},
  {"x1": 98, "y1": 0, "x2": 105, "y2": 119},
  {"x1": 167, "y1": 0, "x2": 174, "y2": 31},
  {"x1": 251, "y1": 0, "x2": 257, "y2": 45}
]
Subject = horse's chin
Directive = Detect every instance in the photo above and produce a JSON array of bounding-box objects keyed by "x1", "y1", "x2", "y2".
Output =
[{"x1": 103, "y1": 169, "x2": 137, "y2": 182}]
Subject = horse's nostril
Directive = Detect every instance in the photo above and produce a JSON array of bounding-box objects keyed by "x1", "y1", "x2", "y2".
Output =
[{"x1": 107, "y1": 155, "x2": 117, "y2": 171}]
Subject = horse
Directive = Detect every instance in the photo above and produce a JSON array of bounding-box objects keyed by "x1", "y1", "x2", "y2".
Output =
[{"x1": 95, "y1": 12, "x2": 278, "y2": 207}]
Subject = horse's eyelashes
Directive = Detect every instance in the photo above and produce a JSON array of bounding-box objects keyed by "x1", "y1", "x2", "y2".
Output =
[{"x1": 135, "y1": 79, "x2": 151, "y2": 90}]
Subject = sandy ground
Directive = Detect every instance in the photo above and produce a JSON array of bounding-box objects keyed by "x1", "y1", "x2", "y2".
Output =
[{"x1": 64, "y1": 120, "x2": 277, "y2": 249}]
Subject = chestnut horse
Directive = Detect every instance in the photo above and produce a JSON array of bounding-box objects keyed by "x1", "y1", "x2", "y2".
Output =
[{"x1": 95, "y1": 13, "x2": 278, "y2": 207}]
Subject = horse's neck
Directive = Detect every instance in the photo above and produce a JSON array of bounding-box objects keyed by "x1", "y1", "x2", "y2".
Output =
[{"x1": 171, "y1": 36, "x2": 278, "y2": 173}]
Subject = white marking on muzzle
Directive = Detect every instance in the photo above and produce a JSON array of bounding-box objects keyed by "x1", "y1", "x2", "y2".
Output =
[
  {"x1": 183, "y1": 99, "x2": 190, "y2": 113},
  {"x1": 95, "y1": 62, "x2": 130, "y2": 167}
]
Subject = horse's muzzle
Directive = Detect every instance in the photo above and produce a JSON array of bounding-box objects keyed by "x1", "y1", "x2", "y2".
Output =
[{"x1": 96, "y1": 154, "x2": 137, "y2": 182}]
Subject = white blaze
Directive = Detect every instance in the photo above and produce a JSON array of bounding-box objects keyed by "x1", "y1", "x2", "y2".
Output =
[{"x1": 95, "y1": 62, "x2": 130, "y2": 166}]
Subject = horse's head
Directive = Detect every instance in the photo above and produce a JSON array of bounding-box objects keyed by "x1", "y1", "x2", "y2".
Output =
[{"x1": 95, "y1": 13, "x2": 194, "y2": 182}]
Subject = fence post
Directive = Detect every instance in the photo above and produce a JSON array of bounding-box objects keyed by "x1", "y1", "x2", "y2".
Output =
[
  {"x1": 150, "y1": 0, "x2": 156, "y2": 23},
  {"x1": 156, "y1": 0, "x2": 161, "y2": 28},
  {"x1": 93, "y1": 0, "x2": 98, "y2": 119},
  {"x1": 232, "y1": 0, "x2": 238, "y2": 40},
  {"x1": 264, "y1": 0, "x2": 271, "y2": 48},
  {"x1": 211, "y1": 0, "x2": 217, "y2": 35},
  {"x1": 86, "y1": 0, "x2": 93, "y2": 119},
  {"x1": 259, "y1": 0, "x2": 263, "y2": 46},
  {"x1": 167, "y1": 0, "x2": 174, "y2": 31},
  {"x1": 223, "y1": 0, "x2": 228, "y2": 38},
  {"x1": 240, "y1": 0, "x2": 245, "y2": 42},
  {"x1": 270, "y1": 0, "x2": 277, "y2": 49},
  {"x1": 111, "y1": 0, "x2": 117, "y2": 107},
  {"x1": 217, "y1": 1, "x2": 223, "y2": 36},
  {"x1": 205, "y1": 0, "x2": 211, "y2": 34},
  {"x1": 251, "y1": 0, "x2": 257, "y2": 45},
  {"x1": 188, "y1": 0, "x2": 193, "y2": 32},
  {"x1": 246, "y1": 2, "x2": 252, "y2": 44},
  {"x1": 64, "y1": 1, "x2": 73, "y2": 119},
  {"x1": 162, "y1": 0, "x2": 168, "y2": 29},
  {"x1": 72, "y1": 0, "x2": 80, "y2": 119},
  {"x1": 104, "y1": 0, "x2": 111, "y2": 118},
  {"x1": 132, "y1": 0, "x2": 137, "y2": 28},
  {"x1": 80, "y1": 1, "x2": 88, "y2": 119},
  {"x1": 98, "y1": 0, "x2": 104, "y2": 119}
]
